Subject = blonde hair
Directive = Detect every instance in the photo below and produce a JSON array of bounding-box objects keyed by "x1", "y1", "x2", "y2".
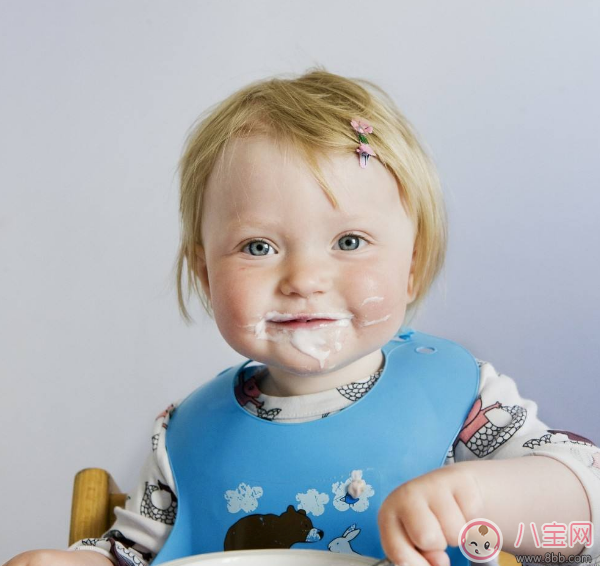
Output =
[{"x1": 174, "y1": 67, "x2": 447, "y2": 325}]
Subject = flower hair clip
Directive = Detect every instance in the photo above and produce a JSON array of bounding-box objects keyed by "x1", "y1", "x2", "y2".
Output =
[{"x1": 350, "y1": 119, "x2": 376, "y2": 169}]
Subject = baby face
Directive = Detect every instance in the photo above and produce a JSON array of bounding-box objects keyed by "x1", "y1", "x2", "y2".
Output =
[{"x1": 195, "y1": 136, "x2": 416, "y2": 392}]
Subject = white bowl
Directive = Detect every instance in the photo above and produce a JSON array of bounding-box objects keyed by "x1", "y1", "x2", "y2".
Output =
[{"x1": 160, "y1": 549, "x2": 378, "y2": 566}]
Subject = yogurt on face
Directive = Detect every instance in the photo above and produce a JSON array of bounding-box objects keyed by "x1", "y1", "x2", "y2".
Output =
[
  {"x1": 359, "y1": 295, "x2": 390, "y2": 327},
  {"x1": 359, "y1": 314, "x2": 391, "y2": 327},
  {"x1": 361, "y1": 296, "x2": 384, "y2": 305},
  {"x1": 245, "y1": 307, "x2": 391, "y2": 368},
  {"x1": 287, "y1": 322, "x2": 350, "y2": 368},
  {"x1": 247, "y1": 311, "x2": 353, "y2": 369}
]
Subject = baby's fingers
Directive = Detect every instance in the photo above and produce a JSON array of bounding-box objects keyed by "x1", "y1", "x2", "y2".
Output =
[
  {"x1": 378, "y1": 509, "x2": 436, "y2": 566},
  {"x1": 421, "y1": 549, "x2": 451, "y2": 566},
  {"x1": 402, "y1": 503, "x2": 450, "y2": 554},
  {"x1": 428, "y1": 489, "x2": 469, "y2": 546}
]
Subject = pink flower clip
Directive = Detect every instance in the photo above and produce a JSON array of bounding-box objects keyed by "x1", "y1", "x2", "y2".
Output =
[
  {"x1": 350, "y1": 119, "x2": 376, "y2": 168},
  {"x1": 351, "y1": 120, "x2": 374, "y2": 135}
]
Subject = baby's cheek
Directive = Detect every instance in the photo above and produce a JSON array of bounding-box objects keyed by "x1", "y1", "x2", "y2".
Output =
[
  {"x1": 350, "y1": 270, "x2": 404, "y2": 326},
  {"x1": 210, "y1": 274, "x2": 255, "y2": 341}
]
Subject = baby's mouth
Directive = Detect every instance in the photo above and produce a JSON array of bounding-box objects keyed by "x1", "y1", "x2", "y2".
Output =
[
  {"x1": 265, "y1": 312, "x2": 353, "y2": 330},
  {"x1": 270, "y1": 318, "x2": 339, "y2": 329}
]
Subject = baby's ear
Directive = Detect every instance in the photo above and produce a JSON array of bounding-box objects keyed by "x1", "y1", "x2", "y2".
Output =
[
  {"x1": 193, "y1": 244, "x2": 211, "y2": 301},
  {"x1": 407, "y1": 272, "x2": 415, "y2": 303},
  {"x1": 407, "y1": 248, "x2": 418, "y2": 303}
]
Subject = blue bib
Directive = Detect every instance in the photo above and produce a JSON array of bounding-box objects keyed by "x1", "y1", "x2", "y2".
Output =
[{"x1": 152, "y1": 329, "x2": 479, "y2": 565}]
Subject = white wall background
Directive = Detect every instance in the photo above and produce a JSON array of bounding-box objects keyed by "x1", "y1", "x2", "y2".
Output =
[{"x1": 1, "y1": 0, "x2": 599, "y2": 561}]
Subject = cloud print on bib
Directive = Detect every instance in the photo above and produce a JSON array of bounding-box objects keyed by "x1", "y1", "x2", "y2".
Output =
[
  {"x1": 296, "y1": 488, "x2": 330, "y2": 516},
  {"x1": 225, "y1": 483, "x2": 264, "y2": 513}
]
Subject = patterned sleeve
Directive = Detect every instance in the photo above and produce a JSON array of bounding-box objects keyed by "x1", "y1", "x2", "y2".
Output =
[
  {"x1": 446, "y1": 360, "x2": 600, "y2": 564},
  {"x1": 68, "y1": 402, "x2": 180, "y2": 566}
]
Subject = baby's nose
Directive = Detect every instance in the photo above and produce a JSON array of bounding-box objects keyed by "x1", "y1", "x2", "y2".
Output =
[{"x1": 279, "y1": 255, "x2": 334, "y2": 298}]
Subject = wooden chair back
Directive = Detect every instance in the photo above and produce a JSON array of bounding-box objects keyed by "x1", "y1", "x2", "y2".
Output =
[{"x1": 69, "y1": 468, "x2": 126, "y2": 546}]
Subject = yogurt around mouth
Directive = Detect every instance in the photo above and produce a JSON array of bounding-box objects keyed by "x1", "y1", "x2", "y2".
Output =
[
  {"x1": 247, "y1": 311, "x2": 353, "y2": 369},
  {"x1": 244, "y1": 305, "x2": 391, "y2": 369}
]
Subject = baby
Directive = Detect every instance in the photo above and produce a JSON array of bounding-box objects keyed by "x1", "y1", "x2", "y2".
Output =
[{"x1": 6, "y1": 70, "x2": 599, "y2": 566}]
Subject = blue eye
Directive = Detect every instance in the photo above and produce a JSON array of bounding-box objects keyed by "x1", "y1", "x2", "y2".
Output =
[
  {"x1": 336, "y1": 233, "x2": 367, "y2": 251},
  {"x1": 242, "y1": 239, "x2": 275, "y2": 256},
  {"x1": 241, "y1": 234, "x2": 367, "y2": 255}
]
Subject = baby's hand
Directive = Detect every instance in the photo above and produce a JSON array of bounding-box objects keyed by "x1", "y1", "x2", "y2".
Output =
[
  {"x1": 3, "y1": 549, "x2": 113, "y2": 566},
  {"x1": 378, "y1": 463, "x2": 484, "y2": 566}
]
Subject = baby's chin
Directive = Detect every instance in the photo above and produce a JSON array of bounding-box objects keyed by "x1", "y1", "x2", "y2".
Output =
[
  {"x1": 268, "y1": 358, "x2": 345, "y2": 377},
  {"x1": 246, "y1": 346, "x2": 347, "y2": 376}
]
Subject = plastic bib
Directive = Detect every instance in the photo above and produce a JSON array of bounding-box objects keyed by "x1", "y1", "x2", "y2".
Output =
[{"x1": 152, "y1": 329, "x2": 479, "y2": 565}]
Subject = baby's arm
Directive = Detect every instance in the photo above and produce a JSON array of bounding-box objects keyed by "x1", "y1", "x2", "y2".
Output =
[
  {"x1": 451, "y1": 362, "x2": 597, "y2": 558},
  {"x1": 379, "y1": 361, "x2": 599, "y2": 566},
  {"x1": 70, "y1": 402, "x2": 180, "y2": 565},
  {"x1": 3, "y1": 403, "x2": 179, "y2": 566},
  {"x1": 67, "y1": 446, "x2": 176, "y2": 565},
  {"x1": 462, "y1": 453, "x2": 590, "y2": 554},
  {"x1": 4, "y1": 549, "x2": 112, "y2": 566}
]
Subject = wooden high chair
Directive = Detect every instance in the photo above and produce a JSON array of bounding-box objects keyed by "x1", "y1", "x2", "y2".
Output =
[
  {"x1": 69, "y1": 468, "x2": 127, "y2": 545},
  {"x1": 70, "y1": 468, "x2": 521, "y2": 566}
]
